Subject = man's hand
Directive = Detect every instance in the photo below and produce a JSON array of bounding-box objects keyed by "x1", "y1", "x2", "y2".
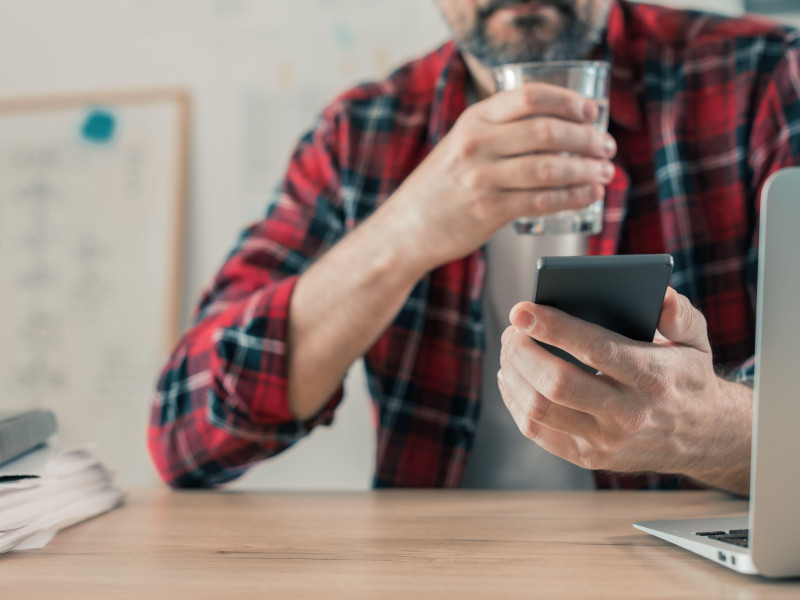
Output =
[
  {"x1": 383, "y1": 82, "x2": 617, "y2": 273},
  {"x1": 497, "y1": 287, "x2": 753, "y2": 495}
]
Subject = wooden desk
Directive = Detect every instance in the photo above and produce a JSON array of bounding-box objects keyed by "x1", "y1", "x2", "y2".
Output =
[{"x1": 3, "y1": 489, "x2": 798, "y2": 599}]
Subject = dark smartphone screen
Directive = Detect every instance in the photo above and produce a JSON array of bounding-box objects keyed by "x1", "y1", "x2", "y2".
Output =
[{"x1": 531, "y1": 254, "x2": 674, "y2": 373}]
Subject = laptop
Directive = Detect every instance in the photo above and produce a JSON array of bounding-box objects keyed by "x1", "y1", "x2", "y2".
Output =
[{"x1": 633, "y1": 167, "x2": 800, "y2": 578}]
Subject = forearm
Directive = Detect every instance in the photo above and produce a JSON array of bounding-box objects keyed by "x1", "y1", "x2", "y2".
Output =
[
  {"x1": 684, "y1": 379, "x2": 753, "y2": 497},
  {"x1": 287, "y1": 198, "x2": 430, "y2": 421}
]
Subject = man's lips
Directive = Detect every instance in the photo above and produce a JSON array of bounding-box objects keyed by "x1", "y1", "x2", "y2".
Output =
[
  {"x1": 491, "y1": 2, "x2": 559, "y2": 21},
  {"x1": 497, "y1": 2, "x2": 547, "y2": 16}
]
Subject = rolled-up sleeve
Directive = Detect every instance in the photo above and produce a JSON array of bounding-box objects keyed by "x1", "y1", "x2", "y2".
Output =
[{"x1": 148, "y1": 105, "x2": 349, "y2": 488}]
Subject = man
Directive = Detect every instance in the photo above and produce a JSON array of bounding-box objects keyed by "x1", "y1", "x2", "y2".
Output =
[{"x1": 148, "y1": 0, "x2": 800, "y2": 495}]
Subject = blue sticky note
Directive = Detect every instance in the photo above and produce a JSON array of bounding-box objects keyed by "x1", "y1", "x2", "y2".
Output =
[{"x1": 81, "y1": 109, "x2": 116, "y2": 144}]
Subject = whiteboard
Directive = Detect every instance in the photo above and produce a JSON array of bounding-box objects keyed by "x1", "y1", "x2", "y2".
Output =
[{"x1": 0, "y1": 91, "x2": 187, "y2": 486}]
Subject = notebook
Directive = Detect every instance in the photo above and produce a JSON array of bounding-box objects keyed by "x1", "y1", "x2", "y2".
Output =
[{"x1": 0, "y1": 410, "x2": 57, "y2": 467}]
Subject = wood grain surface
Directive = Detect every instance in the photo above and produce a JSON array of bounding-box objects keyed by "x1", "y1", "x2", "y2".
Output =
[{"x1": 3, "y1": 489, "x2": 798, "y2": 599}]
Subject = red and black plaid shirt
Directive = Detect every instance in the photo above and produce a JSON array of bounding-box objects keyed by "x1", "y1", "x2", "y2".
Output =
[{"x1": 149, "y1": 1, "x2": 800, "y2": 489}]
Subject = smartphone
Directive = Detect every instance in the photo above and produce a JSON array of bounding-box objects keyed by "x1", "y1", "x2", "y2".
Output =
[{"x1": 531, "y1": 254, "x2": 674, "y2": 373}]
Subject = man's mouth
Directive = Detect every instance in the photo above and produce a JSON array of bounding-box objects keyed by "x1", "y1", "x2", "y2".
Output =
[
  {"x1": 479, "y1": 0, "x2": 570, "y2": 22},
  {"x1": 496, "y1": 2, "x2": 547, "y2": 17}
]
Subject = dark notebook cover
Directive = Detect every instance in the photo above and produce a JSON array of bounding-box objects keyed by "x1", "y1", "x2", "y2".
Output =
[{"x1": 0, "y1": 410, "x2": 58, "y2": 467}]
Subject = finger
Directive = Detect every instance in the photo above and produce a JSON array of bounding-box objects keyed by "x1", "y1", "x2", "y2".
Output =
[
  {"x1": 494, "y1": 154, "x2": 615, "y2": 191},
  {"x1": 500, "y1": 325, "x2": 615, "y2": 417},
  {"x1": 497, "y1": 354, "x2": 600, "y2": 439},
  {"x1": 488, "y1": 118, "x2": 616, "y2": 160},
  {"x1": 478, "y1": 82, "x2": 598, "y2": 125},
  {"x1": 500, "y1": 184, "x2": 605, "y2": 221},
  {"x1": 497, "y1": 369, "x2": 581, "y2": 462},
  {"x1": 509, "y1": 301, "x2": 645, "y2": 386},
  {"x1": 656, "y1": 288, "x2": 712, "y2": 352}
]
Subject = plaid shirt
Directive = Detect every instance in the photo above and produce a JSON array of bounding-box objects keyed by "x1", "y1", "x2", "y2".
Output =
[{"x1": 149, "y1": 1, "x2": 800, "y2": 489}]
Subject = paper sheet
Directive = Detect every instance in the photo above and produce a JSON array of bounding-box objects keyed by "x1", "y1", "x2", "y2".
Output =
[{"x1": 13, "y1": 530, "x2": 56, "y2": 551}]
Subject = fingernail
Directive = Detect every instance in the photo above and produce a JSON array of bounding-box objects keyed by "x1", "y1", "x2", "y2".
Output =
[
  {"x1": 603, "y1": 135, "x2": 616, "y2": 157},
  {"x1": 600, "y1": 162, "x2": 615, "y2": 181},
  {"x1": 517, "y1": 310, "x2": 534, "y2": 331},
  {"x1": 497, "y1": 369, "x2": 505, "y2": 389}
]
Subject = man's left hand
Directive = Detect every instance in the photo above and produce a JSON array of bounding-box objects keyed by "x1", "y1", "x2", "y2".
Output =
[{"x1": 498, "y1": 287, "x2": 752, "y2": 494}]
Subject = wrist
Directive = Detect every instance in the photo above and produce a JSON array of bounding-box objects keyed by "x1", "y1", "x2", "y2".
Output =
[
  {"x1": 368, "y1": 193, "x2": 440, "y2": 280},
  {"x1": 683, "y1": 378, "x2": 753, "y2": 495}
]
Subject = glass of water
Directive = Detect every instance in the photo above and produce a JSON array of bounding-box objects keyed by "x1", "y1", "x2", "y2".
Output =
[{"x1": 492, "y1": 61, "x2": 611, "y2": 235}]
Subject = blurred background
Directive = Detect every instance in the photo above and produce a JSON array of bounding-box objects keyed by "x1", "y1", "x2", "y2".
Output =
[{"x1": 1, "y1": 0, "x2": 797, "y2": 490}]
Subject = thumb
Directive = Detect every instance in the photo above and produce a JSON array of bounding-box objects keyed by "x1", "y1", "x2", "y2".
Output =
[
  {"x1": 509, "y1": 301, "x2": 536, "y2": 332},
  {"x1": 657, "y1": 288, "x2": 711, "y2": 352}
]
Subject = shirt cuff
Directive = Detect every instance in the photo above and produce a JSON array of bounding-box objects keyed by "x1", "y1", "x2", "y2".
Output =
[{"x1": 210, "y1": 275, "x2": 344, "y2": 438}]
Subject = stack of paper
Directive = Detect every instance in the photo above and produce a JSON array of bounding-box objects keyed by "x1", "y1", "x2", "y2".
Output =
[{"x1": 0, "y1": 447, "x2": 124, "y2": 553}]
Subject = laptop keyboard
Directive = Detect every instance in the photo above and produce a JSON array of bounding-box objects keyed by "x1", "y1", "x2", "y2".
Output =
[{"x1": 696, "y1": 529, "x2": 750, "y2": 548}]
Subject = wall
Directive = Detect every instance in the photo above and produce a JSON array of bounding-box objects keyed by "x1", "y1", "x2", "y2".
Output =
[
  {"x1": 0, "y1": 0, "x2": 797, "y2": 489},
  {"x1": 0, "y1": 0, "x2": 448, "y2": 489}
]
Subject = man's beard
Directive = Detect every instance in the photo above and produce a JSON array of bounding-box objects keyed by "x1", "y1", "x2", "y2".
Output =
[{"x1": 458, "y1": 0, "x2": 606, "y2": 67}]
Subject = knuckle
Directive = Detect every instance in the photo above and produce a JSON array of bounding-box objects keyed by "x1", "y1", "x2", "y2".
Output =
[
  {"x1": 575, "y1": 184, "x2": 596, "y2": 205},
  {"x1": 518, "y1": 415, "x2": 538, "y2": 440},
  {"x1": 473, "y1": 194, "x2": 494, "y2": 218},
  {"x1": 636, "y1": 361, "x2": 672, "y2": 398},
  {"x1": 462, "y1": 166, "x2": 490, "y2": 191},
  {"x1": 534, "y1": 119, "x2": 558, "y2": 146},
  {"x1": 688, "y1": 302, "x2": 707, "y2": 332},
  {"x1": 678, "y1": 294, "x2": 701, "y2": 328},
  {"x1": 613, "y1": 402, "x2": 648, "y2": 435},
  {"x1": 578, "y1": 449, "x2": 607, "y2": 471},
  {"x1": 503, "y1": 332, "x2": 524, "y2": 362},
  {"x1": 455, "y1": 132, "x2": 481, "y2": 159},
  {"x1": 677, "y1": 294, "x2": 691, "y2": 321},
  {"x1": 596, "y1": 431, "x2": 621, "y2": 454},
  {"x1": 535, "y1": 157, "x2": 558, "y2": 185},
  {"x1": 532, "y1": 190, "x2": 555, "y2": 212},
  {"x1": 622, "y1": 409, "x2": 648, "y2": 435},
  {"x1": 541, "y1": 369, "x2": 573, "y2": 402},
  {"x1": 583, "y1": 338, "x2": 616, "y2": 369},
  {"x1": 696, "y1": 310, "x2": 708, "y2": 333},
  {"x1": 522, "y1": 87, "x2": 541, "y2": 112},
  {"x1": 526, "y1": 391, "x2": 550, "y2": 423},
  {"x1": 458, "y1": 103, "x2": 482, "y2": 126},
  {"x1": 532, "y1": 312, "x2": 560, "y2": 344},
  {"x1": 560, "y1": 186, "x2": 589, "y2": 210}
]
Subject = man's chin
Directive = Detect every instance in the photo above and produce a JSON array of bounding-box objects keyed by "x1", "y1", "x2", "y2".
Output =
[
  {"x1": 483, "y1": 23, "x2": 563, "y2": 60},
  {"x1": 481, "y1": 41, "x2": 556, "y2": 65},
  {"x1": 486, "y1": 15, "x2": 559, "y2": 43}
]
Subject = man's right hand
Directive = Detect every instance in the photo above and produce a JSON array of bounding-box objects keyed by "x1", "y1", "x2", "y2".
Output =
[{"x1": 384, "y1": 82, "x2": 618, "y2": 272}]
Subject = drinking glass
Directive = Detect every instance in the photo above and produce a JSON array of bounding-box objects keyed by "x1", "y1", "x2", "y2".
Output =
[{"x1": 492, "y1": 61, "x2": 611, "y2": 235}]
